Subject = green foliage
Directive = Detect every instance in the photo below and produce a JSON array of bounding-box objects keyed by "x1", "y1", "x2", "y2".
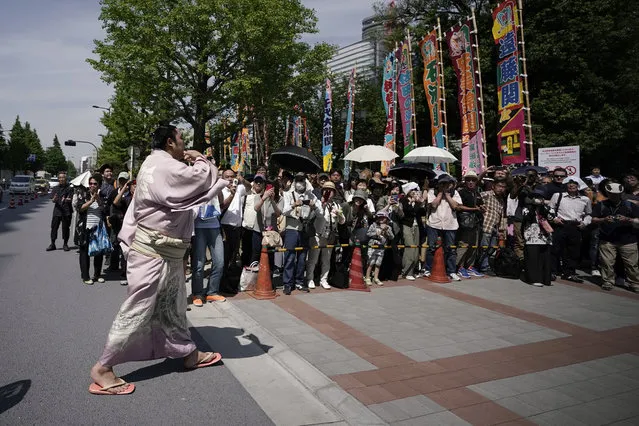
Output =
[
  {"x1": 8, "y1": 117, "x2": 29, "y2": 173},
  {"x1": 44, "y1": 135, "x2": 68, "y2": 175},
  {"x1": 90, "y1": 0, "x2": 334, "y2": 158},
  {"x1": 375, "y1": 0, "x2": 639, "y2": 174},
  {"x1": 0, "y1": 122, "x2": 8, "y2": 171},
  {"x1": 66, "y1": 160, "x2": 78, "y2": 178}
]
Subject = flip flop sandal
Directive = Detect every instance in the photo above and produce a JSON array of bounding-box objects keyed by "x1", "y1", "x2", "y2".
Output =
[
  {"x1": 88, "y1": 378, "x2": 135, "y2": 395},
  {"x1": 186, "y1": 352, "x2": 222, "y2": 369}
]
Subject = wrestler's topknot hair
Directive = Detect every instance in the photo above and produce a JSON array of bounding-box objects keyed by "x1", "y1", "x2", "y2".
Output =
[{"x1": 151, "y1": 124, "x2": 178, "y2": 150}]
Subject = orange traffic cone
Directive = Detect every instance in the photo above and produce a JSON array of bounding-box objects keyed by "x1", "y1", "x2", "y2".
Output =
[
  {"x1": 428, "y1": 238, "x2": 451, "y2": 284},
  {"x1": 9, "y1": 195, "x2": 15, "y2": 209},
  {"x1": 347, "y1": 246, "x2": 370, "y2": 292},
  {"x1": 251, "y1": 247, "x2": 277, "y2": 300},
  {"x1": 17, "y1": 195, "x2": 23, "y2": 206}
]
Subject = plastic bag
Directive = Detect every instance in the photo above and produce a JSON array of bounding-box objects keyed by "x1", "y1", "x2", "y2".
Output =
[
  {"x1": 88, "y1": 221, "x2": 113, "y2": 256},
  {"x1": 239, "y1": 261, "x2": 259, "y2": 292}
]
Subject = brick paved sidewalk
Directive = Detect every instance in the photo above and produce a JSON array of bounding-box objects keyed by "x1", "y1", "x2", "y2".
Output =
[{"x1": 222, "y1": 277, "x2": 639, "y2": 425}]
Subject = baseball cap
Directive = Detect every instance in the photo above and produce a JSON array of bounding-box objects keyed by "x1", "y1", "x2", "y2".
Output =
[
  {"x1": 294, "y1": 172, "x2": 306, "y2": 181},
  {"x1": 253, "y1": 174, "x2": 266, "y2": 182},
  {"x1": 605, "y1": 182, "x2": 624, "y2": 194},
  {"x1": 118, "y1": 171, "x2": 130, "y2": 181},
  {"x1": 376, "y1": 210, "x2": 389, "y2": 219},
  {"x1": 318, "y1": 172, "x2": 329, "y2": 180}
]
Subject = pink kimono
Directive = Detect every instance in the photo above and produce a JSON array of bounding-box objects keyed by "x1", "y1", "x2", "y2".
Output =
[{"x1": 99, "y1": 150, "x2": 227, "y2": 367}]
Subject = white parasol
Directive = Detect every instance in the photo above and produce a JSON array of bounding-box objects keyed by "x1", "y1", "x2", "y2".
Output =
[
  {"x1": 403, "y1": 146, "x2": 457, "y2": 164},
  {"x1": 70, "y1": 170, "x2": 91, "y2": 187},
  {"x1": 343, "y1": 145, "x2": 399, "y2": 162}
]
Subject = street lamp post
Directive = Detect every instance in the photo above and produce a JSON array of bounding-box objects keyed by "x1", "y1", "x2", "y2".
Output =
[
  {"x1": 64, "y1": 140, "x2": 99, "y2": 171},
  {"x1": 92, "y1": 105, "x2": 111, "y2": 112}
]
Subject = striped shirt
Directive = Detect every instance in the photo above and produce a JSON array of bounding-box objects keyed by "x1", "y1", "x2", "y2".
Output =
[{"x1": 86, "y1": 201, "x2": 101, "y2": 229}]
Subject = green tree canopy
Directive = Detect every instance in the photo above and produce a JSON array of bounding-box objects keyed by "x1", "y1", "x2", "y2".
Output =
[
  {"x1": 8, "y1": 116, "x2": 29, "y2": 173},
  {"x1": 44, "y1": 135, "x2": 68, "y2": 175},
  {"x1": 375, "y1": 0, "x2": 639, "y2": 174},
  {"x1": 89, "y1": 0, "x2": 334, "y2": 156}
]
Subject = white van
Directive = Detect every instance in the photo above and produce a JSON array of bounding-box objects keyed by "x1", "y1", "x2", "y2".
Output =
[{"x1": 9, "y1": 175, "x2": 36, "y2": 195}]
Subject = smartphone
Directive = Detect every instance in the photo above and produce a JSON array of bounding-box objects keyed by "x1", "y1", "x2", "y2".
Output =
[
  {"x1": 266, "y1": 184, "x2": 273, "y2": 191},
  {"x1": 303, "y1": 199, "x2": 311, "y2": 205},
  {"x1": 233, "y1": 178, "x2": 239, "y2": 186},
  {"x1": 391, "y1": 195, "x2": 399, "y2": 203}
]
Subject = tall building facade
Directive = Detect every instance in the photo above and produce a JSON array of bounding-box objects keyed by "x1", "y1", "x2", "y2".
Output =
[{"x1": 327, "y1": 15, "x2": 387, "y2": 81}]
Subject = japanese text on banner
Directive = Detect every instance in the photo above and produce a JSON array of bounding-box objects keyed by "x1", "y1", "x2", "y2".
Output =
[
  {"x1": 446, "y1": 21, "x2": 485, "y2": 174},
  {"x1": 381, "y1": 52, "x2": 396, "y2": 176}
]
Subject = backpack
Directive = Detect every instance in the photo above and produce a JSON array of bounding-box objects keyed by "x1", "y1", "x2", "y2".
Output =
[{"x1": 491, "y1": 247, "x2": 522, "y2": 279}]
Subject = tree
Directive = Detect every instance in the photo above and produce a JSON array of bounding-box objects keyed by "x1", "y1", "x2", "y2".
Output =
[
  {"x1": 66, "y1": 160, "x2": 78, "y2": 179},
  {"x1": 0, "y1": 122, "x2": 8, "y2": 171},
  {"x1": 375, "y1": 0, "x2": 639, "y2": 174},
  {"x1": 44, "y1": 135, "x2": 68, "y2": 175},
  {"x1": 8, "y1": 116, "x2": 28, "y2": 174},
  {"x1": 89, "y1": 0, "x2": 333, "y2": 153}
]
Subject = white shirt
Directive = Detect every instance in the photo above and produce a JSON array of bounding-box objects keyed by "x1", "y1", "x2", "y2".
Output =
[
  {"x1": 585, "y1": 175, "x2": 605, "y2": 186},
  {"x1": 550, "y1": 192, "x2": 592, "y2": 225},
  {"x1": 221, "y1": 184, "x2": 246, "y2": 227},
  {"x1": 427, "y1": 189, "x2": 462, "y2": 231}
]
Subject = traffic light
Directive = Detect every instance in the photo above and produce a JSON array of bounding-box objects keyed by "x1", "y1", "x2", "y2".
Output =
[{"x1": 64, "y1": 140, "x2": 76, "y2": 146}]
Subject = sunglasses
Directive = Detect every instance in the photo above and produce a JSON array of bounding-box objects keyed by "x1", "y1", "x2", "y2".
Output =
[{"x1": 554, "y1": 175, "x2": 566, "y2": 179}]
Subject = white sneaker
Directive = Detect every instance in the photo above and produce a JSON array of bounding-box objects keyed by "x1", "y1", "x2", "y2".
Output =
[
  {"x1": 531, "y1": 282, "x2": 544, "y2": 287},
  {"x1": 591, "y1": 270, "x2": 601, "y2": 277},
  {"x1": 373, "y1": 277, "x2": 384, "y2": 286},
  {"x1": 320, "y1": 281, "x2": 331, "y2": 289},
  {"x1": 364, "y1": 277, "x2": 373, "y2": 286},
  {"x1": 405, "y1": 275, "x2": 416, "y2": 281},
  {"x1": 449, "y1": 273, "x2": 462, "y2": 282},
  {"x1": 422, "y1": 271, "x2": 431, "y2": 278},
  {"x1": 308, "y1": 280, "x2": 316, "y2": 289}
]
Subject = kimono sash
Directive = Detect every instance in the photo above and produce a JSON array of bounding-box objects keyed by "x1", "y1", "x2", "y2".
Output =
[{"x1": 131, "y1": 225, "x2": 190, "y2": 261}]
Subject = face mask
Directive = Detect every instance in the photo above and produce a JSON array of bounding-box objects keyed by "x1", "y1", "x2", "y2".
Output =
[{"x1": 294, "y1": 182, "x2": 305, "y2": 192}]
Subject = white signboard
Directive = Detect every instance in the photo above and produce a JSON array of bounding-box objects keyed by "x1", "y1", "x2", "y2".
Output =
[{"x1": 538, "y1": 146, "x2": 580, "y2": 177}]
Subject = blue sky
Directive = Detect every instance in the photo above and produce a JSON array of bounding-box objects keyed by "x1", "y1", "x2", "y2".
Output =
[{"x1": 0, "y1": 0, "x2": 375, "y2": 163}]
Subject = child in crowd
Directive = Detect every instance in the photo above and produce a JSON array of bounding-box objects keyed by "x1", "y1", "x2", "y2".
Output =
[{"x1": 365, "y1": 211, "x2": 394, "y2": 286}]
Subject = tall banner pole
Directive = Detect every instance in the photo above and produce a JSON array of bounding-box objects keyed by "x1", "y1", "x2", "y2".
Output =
[
  {"x1": 493, "y1": 0, "x2": 527, "y2": 165},
  {"x1": 343, "y1": 67, "x2": 357, "y2": 178},
  {"x1": 436, "y1": 18, "x2": 449, "y2": 151},
  {"x1": 381, "y1": 50, "x2": 398, "y2": 176},
  {"x1": 446, "y1": 20, "x2": 486, "y2": 174},
  {"x1": 407, "y1": 29, "x2": 419, "y2": 148},
  {"x1": 322, "y1": 78, "x2": 333, "y2": 172},
  {"x1": 517, "y1": 0, "x2": 534, "y2": 163},
  {"x1": 471, "y1": 8, "x2": 488, "y2": 168}
]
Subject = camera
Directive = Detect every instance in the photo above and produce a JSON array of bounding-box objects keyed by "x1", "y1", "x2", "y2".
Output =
[
  {"x1": 302, "y1": 199, "x2": 311, "y2": 205},
  {"x1": 232, "y1": 178, "x2": 238, "y2": 186}
]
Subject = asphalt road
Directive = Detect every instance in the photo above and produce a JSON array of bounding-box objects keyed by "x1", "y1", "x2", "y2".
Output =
[{"x1": 0, "y1": 197, "x2": 272, "y2": 425}]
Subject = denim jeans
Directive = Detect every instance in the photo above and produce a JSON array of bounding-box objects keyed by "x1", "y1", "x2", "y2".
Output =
[
  {"x1": 476, "y1": 230, "x2": 498, "y2": 272},
  {"x1": 425, "y1": 227, "x2": 457, "y2": 275},
  {"x1": 192, "y1": 227, "x2": 224, "y2": 297},
  {"x1": 283, "y1": 229, "x2": 307, "y2": 289}
]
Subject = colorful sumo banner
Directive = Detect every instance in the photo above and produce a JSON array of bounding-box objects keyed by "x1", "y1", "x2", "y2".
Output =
[
  {"x1": 381, "y1": 52, "x2": 397, "y2": 176},
  {"x1": 322, "y1": 79, "x2": 333, "y2": 172},
  {"x1": 397, "y1": 40, "x2": 414, "y2": 156},
  {"x1": 419, "y1": 30, "x2": 444, "y2": 150},
  {"x1": 493, "y1": 0, "x2": 526, "y2": 164},
  {"x1": 446, "y1": 21, "x2": 485, "y2": 174}
]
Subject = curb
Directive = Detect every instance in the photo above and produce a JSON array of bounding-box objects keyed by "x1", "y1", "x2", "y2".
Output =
[{"x1": 214, "y1": 300, "x2": 386, "y2": 426}]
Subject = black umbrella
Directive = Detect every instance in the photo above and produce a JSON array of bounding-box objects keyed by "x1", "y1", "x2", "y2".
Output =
[
  {"x1": 388, "y1": 162, "x2": 437, "y2": 181},
  {"x1": 511, "y1": 165, "x2": 548, "y2": 176},
  {"x1": 270, "y1": 145, "x2": 321, "y2": 173}
]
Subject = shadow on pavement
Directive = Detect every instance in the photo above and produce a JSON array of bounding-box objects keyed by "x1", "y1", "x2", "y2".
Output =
[
  {"x1": 191, "y1": 326, "x2": 273, "y2": 359},
  {"x1": 0, "y1": 198, "x2": 49, "y2": 236},
  {"x1": 0, "y1": 379, "x2": 31, "y2": 415},
  {"x1": 118, "y1": 327, "x2": 272, "y2": 384}
]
